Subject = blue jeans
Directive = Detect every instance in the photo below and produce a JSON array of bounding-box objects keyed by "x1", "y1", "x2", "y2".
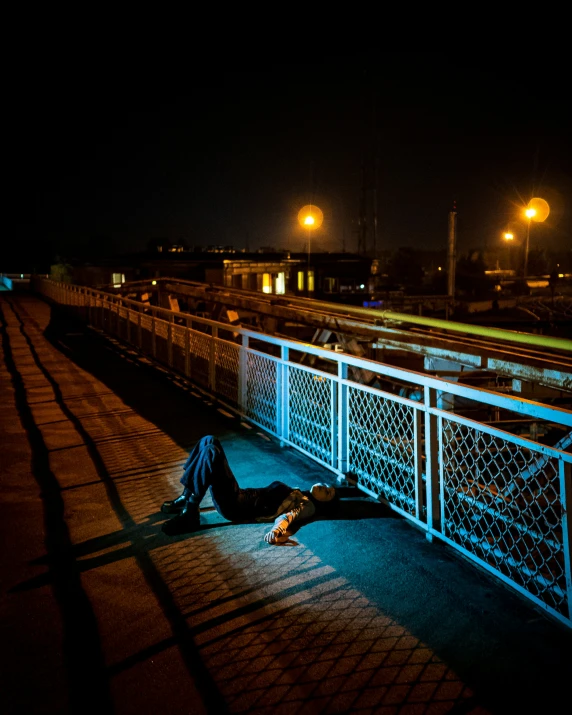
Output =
[{"x1": 180, "y1": 435, "x2": 292, "y2": 521}]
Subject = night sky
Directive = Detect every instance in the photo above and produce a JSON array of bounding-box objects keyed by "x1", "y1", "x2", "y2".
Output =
[{"x1": 10, "y1": 51, "x2": 571, "y2": 270}]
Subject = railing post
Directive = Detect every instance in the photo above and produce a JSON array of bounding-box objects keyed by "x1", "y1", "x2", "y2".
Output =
[
  {"x1": 337, "y1": 360, "x2": 349, "y2": 478},
  {"x1": 424, "y1": 385, "x2": 441, "y2": 540},
  {"x1": 137, "y1": 308, "x2": 142, "y2": 349},
  {"x1": 209, "y1": 326, "x2": 217, "y2": 392},
  {"x1": 185, "y1": 317, "x2": 191, "y2": 378},
  {"x1": 167, "y1": 314, "x2": 173, "y2": 367},
  {"x1": 279, "y1": 345, "x2": 289, "y2": 446},
  {"x1": 239, "y1": 334, "x2": 248, "y2": 415},
  {"x1": 413, "y1": 407, "x2": 424, "y2": 521},
  {"x1": 560, "y1": 460, "x2": 572, "y2": 624},
  {"x1": 126, "y1": 301, "x2": 131, "y2": 344}
]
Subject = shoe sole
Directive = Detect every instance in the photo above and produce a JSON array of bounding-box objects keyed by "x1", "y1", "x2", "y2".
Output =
[{"x1": 161, "y1": 505, "x2": 185, "y2": 514}]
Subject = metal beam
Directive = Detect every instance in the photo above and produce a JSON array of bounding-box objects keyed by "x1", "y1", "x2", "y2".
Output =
[{"x1": 119, "y1": 279, "x2": 572, "y2": 394}]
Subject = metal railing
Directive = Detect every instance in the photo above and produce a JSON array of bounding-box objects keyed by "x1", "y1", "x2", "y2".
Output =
[{"x1": 35, "y1": 278, "x2": 572, "y2": 630}]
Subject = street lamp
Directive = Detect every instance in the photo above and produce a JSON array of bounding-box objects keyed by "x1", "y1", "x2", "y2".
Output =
[{"x1": 297, "y1": 204, "x2": 323, "y2": 295}]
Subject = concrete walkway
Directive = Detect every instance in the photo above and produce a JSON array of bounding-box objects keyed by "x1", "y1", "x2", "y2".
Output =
[{"x1": 1, "y1": 292, "x2": 571, "y2": 715}]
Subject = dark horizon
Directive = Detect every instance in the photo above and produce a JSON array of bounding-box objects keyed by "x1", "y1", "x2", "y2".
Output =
[{"x1": 9, "y1": 51, "x2": 571, "y2": 271}]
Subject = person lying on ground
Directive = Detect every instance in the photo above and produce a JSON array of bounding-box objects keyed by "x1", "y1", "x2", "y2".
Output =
[{"x1": 160, "y1": 434, "x2": 338, "y2": 542}]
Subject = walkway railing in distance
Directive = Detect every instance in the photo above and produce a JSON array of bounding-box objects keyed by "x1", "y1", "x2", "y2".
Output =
[{"x1": 34, "y1": 278, "x2": 572, "y2": 631}]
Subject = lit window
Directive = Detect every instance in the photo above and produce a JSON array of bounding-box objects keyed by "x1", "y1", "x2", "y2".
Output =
[
  {"x1": 297, "y1": 271, "x2": 305, "y2": 290},
  {"x1": 275, "y1": 272, "x2": 285, "y2": 295},
  {"x1": 112, "y1": 273, "x2": 125, "y2": 288},
  {"x1": 262, "y1": 273, "x2": 272, "y2": 294},
  {"x1": 308, "y1": 270, "x2": 315, "y2": 292}
]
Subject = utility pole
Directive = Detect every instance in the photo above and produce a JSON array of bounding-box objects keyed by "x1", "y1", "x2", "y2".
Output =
[
  {"x1": 357, "y1": 161, "x2": 367, "y2": 255},
  {"x1": 372, "y1": 155, "x2": 379, "y2": 257},
  {"x1": 447, "y1": 201, "x2": 457, "y2": 305}
]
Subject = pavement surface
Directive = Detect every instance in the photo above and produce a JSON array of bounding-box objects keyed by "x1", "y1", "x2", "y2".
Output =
[{"x1": 1, "y1": 291, "x2": 571, "y2": 715}]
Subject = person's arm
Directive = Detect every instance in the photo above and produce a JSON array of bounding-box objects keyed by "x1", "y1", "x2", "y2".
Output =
[{"x1": 264, "y1": 496, "x2": 315, "y2": 544}]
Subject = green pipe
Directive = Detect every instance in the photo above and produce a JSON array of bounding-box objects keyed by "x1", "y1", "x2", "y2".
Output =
[
  {"x1": 123, "y1": 278, "x2": 572, "y2": 354},
  {"x1": 290, "y1": 296, "x2": 572, "y2": 353},
  {"x1": 377, "y1": 311, "x2": 572, "y2": 352}
]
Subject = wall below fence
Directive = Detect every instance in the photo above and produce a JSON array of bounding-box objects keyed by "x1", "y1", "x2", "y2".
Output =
[{"x1": 33, "y1": 277, "x2": 572, "y2": 630}]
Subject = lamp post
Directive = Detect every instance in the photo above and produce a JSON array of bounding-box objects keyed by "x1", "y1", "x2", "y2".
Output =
[
  {"x1": 522, "y1": 198, "x2": 550, "y2": 278},
  {"x1": 304, "y1": 215, "x2": 315, "y2": 266},
  {"x1": 503, "y1": 232, "x2": 514, "y2": 272},
  {"x1": 523, "y1": 208, "x2": 536, "y2": 278},
  {"x1": 297, "y1": 204, "x2": 323, "y2": 296}
]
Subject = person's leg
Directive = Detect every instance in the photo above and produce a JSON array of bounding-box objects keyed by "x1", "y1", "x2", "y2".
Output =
[
  {"x1": 162, "y1": 435, "x2": 224, "y2": 514},
  {"x1": 183, "y1": 435, "x2": 240, "y2": 509},
  {"x1": 161, "y1": 435, "x2": 241, "y2": 535},
  {"x1": 203, "y1": 438, "x2": 243, "y2": 519}
]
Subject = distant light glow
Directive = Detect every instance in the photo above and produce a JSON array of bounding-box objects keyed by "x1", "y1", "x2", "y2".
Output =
[
  {"x1": 504, "y1": 233, "x2": 514, "y2": 241},
  {"x1": 297, "y1": 204, "x2": 324, "y2": 230},
  {"x1": 152, "y1": 280, "x2": 157, "y2": 285},
  {"x1": 525, "y1": 208, "x2": 536, "y2": 219},
  {"x1": 528, "y1": 197, "x2": 550, "y2": 222}
]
